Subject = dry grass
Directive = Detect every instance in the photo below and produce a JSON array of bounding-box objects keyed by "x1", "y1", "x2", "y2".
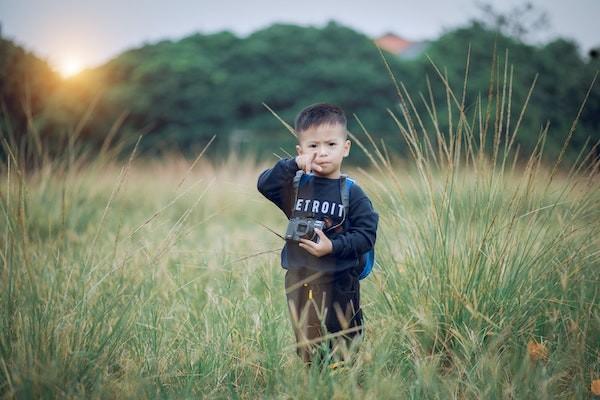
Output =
[{"x1": 1, "y1": 47, "x2": 599, "y2": 398}]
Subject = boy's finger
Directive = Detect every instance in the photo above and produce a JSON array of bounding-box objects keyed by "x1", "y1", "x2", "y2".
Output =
[
  {"x1": 301, "y1": 156, "x2": 309, "y2": 173},
  {"x1": 311, "y1": 162, "x2": 322, "y2": 172},
  {"x1": 298, "y1": 238, "x2": 315, "y2": 248}
]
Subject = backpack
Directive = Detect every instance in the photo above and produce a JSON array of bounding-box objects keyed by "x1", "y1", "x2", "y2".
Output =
[{"x1": 292, "y1": 170, "x2": 376, "y2": 280}]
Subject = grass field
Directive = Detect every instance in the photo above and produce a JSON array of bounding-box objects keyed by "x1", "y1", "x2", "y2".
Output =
[
  {"x1": 1, "y1": 142, "x2": 598, "y2": 398},
  {"x1": 1, "y1": 57, "x2": 599, "y2": 398}
]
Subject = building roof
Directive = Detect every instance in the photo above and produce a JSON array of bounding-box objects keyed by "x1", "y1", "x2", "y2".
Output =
[
  {"x1": 375, "y1": 33, "x2": 413, "y2": 54},
  {"x1": 374, "y1": 32, "x2": 430, "y2": 60}
]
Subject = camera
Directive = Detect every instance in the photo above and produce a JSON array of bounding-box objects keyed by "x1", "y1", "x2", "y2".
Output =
[{"x1": 285, "y1": 217, "x2": 325, "y2": 243}]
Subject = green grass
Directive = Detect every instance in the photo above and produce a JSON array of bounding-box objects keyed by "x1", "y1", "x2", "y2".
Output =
[
  {"x1": 1, "y1": 51, "x2": 599, "y2": 398},
  {"x1": 1, "y1": 149, "x2": 598, "y2": 398}
]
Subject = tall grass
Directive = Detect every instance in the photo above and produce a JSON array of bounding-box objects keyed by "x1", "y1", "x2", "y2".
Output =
[
  {"x1": 352, "y1": 47, "x2": 599, "y2": 398},
  {"x1": 0, "y1": 48, "x2": 599, "y2": 398}
]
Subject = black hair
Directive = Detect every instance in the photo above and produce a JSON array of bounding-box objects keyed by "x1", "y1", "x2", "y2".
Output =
[{"x1": 294, "y1": 103, "x2": 347, "y2": 134}]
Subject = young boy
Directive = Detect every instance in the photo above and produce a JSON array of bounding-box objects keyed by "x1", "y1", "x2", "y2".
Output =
[{"x1": 257, "y1": 103, "x2": 379, "y2": 365}]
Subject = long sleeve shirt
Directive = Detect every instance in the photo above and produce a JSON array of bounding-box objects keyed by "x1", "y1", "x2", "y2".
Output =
[{"x1": 257, "y1": 158, "x2": 379, "y2": 272}]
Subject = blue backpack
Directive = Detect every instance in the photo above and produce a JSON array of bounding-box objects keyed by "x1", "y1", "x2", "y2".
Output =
[{"x1": 292, "y1": 171, "x2": 376, "y2": 280}]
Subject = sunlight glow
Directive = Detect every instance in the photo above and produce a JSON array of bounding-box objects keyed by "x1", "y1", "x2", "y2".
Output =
[{"x1": 58, "y1": 57, "x2": 83, "y2": 78}]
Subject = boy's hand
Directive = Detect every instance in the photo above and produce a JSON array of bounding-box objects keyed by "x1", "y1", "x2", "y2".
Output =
[
  {"x1": 295, "y1": 153, "x2": 323, "y2": 174},
  {"x1": 298, "y1": 229, "x2": 332, "y2": 257}
]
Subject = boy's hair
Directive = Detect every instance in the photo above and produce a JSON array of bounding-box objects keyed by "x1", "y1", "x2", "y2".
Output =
[{"x1": 294, "y1": 103, "x2": 347, "y2": 136}]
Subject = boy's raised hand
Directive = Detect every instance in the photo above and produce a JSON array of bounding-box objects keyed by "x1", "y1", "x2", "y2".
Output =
[
  {"x1": 298, "y1": 229, "x2": 332, "y2": 257},
  {"x1": 295, "y1": 152, "x2": 322, "y2": 174}
]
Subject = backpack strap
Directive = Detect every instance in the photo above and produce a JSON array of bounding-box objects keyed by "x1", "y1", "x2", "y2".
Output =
[
  {"x1": 340, "y1": 174, "x2": 353, "y2": 214},
  {"x1": 340, "y1": 175, "x2": 375, "y2": 280}
]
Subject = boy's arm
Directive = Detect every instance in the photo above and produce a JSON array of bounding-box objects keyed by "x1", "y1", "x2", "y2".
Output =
[
  {"x1": 257, "y1": 158, "x2": 299, "y2": 218},
  {"x1": 330, "y1": 185, "x2": 379, "y2": 259}
]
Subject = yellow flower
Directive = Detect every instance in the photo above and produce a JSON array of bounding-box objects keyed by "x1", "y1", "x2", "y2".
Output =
[
  {"x1": 527, "y1": 341, "x2": 548, "y2": 362},
  {"x1": 591, "y1": 379, "x2": 600, "y2": 396}
]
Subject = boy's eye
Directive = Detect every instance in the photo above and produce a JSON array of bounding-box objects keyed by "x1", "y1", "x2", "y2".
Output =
[
  {"x1": 308, "y1": 144, "x2": 317, "y2": 148},
  {"x1": 329, "y1": 142, "x2": 336, "y2": 146}
]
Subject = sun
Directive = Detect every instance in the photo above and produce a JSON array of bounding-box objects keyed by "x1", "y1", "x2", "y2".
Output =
[{"x1": 58, "y1": 56, "x2": 83, "y2": 78}]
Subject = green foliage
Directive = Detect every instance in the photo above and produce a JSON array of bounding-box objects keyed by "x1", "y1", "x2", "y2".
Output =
[
  {"x1": 0, "y1": 37, "x2": 61, "y2": 166},
  {"x1": 419, "y1": 21, "x2": 599, "y2": 162},
  {"x1": 1, "y1": 21, "x2": 598, "y2": 166}
]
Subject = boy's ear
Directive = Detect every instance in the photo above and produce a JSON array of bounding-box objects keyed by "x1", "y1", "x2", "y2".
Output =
[
  {"x1": 343, "y1": 139, "x2": 351, "y2": 157},
  {"x1": 296, "y1": 144, "x2": 303, "y2": 156}
]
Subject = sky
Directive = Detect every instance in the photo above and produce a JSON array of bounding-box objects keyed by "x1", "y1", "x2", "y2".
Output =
[{"x1": 1, "y1": 0, "x2": 599, "y2": 76}]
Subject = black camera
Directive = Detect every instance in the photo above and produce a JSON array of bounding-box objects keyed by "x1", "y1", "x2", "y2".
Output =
[{"x1": 285, "y1": 217, "x2": 325, "y2": 243}]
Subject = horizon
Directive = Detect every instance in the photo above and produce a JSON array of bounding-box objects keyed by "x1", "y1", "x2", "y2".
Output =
[{"x1": 1, "y1": 0, "x2": 599, "y2": 77}]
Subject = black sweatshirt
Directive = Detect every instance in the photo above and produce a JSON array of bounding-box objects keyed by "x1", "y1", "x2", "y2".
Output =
[{"x1": 257, "y1": 158, "x2": 379, "y2": 272}]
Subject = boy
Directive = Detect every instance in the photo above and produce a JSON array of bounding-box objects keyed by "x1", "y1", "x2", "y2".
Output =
[{"x1": 257, "y1": 103, "x2": 379, "y2": 365}]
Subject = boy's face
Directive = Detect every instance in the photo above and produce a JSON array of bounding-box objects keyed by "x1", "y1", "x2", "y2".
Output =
[{"x1": 296, "y1": 123, "x2": 351, "y2": 179}]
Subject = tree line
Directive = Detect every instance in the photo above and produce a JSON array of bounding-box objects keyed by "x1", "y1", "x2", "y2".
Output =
[{"x1": 1, "y1": 19, "x2": 598, "y2": 167}]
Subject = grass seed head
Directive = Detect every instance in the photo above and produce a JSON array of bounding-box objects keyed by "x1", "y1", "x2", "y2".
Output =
[{"x1": 527, "y1": 341, "x2": 549, "y2": 362}]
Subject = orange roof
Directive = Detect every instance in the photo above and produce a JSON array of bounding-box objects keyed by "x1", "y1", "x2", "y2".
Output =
[{"x1": 375, "y1": 33, "x2": 413, "y2": 54}]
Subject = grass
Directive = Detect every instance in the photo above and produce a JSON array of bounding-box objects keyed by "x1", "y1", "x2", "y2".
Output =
[{"x1": 0, "y1": 49, "x2": 599, "y2": 398}]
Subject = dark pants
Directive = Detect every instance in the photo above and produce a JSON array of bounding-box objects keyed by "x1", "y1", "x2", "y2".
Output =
[{"x1": 284, "y1": 266, "x2": 363, "y2": 365}]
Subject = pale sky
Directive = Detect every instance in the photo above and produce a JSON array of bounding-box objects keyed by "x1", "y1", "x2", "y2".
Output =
[{"x1": 1, "y1": 0, "x2": 598, "y2": 75}]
